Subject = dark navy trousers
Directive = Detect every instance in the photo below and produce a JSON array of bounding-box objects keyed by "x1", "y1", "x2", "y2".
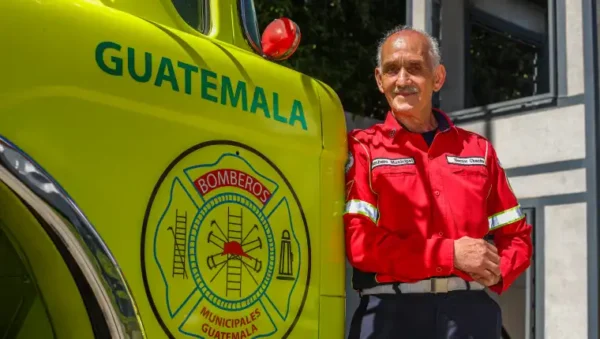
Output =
[{"x1": 347, "y1": 290, "x2": 502, "y2": 339}]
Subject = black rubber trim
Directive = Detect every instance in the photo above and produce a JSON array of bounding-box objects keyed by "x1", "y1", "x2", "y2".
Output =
[{"x1": 14, "y1": 192, "x2": 111, "y2": 339}]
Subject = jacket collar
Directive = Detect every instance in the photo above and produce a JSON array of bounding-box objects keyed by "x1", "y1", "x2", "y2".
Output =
[{"x1": 382, "y1": 108, "x2": 456, "y2": 139}]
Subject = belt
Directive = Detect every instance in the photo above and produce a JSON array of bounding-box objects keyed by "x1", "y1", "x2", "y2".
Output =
[{"x1": 360, "y1": 277, "x2": 485, "y2": 295}]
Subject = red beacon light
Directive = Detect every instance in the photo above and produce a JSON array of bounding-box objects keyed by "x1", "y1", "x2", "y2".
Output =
[{"x1": 261, "y1": 18, "x2": 301, "y2": 61}]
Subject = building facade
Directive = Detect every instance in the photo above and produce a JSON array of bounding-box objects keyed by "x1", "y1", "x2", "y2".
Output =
[{"x1": 344, "y1": 0, "x2": 600, "y2": 338}]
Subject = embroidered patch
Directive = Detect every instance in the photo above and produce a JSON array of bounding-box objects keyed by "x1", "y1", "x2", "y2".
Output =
[
  {"x1": 372, "y1": 157, "x2": 415, "y2": 169},
  {"x1": 446, "y1": 156, "x2": 486, "y2": 166},
  {"x1": 345, "y1": 152, "x2": 354, "y2": 174}
]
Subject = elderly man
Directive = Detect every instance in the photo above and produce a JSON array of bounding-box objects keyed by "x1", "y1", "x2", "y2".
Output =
[{"x1": 344, "y1": 25, "x2": 533, "y2": 339}]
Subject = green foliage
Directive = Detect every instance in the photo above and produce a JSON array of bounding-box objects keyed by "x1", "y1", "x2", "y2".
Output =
[{"x1": 254, "y1": 0, "x2": 407, "y2": 119}]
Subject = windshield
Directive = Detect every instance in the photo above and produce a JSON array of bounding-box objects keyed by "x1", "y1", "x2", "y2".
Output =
[{"x1": 238, "y1": 0, "x2": 262, "y2": 53}]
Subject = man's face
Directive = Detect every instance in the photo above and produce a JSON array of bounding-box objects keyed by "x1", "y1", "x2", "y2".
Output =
[{"x1": 375, "y1": 31, "x2": 446, "y2": 116}]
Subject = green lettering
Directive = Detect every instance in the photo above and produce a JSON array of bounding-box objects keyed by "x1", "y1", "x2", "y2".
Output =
[
  {"x1": 154, "y1": 57, "x2": 180, "y2": 91},
  {"x1": 221, "y1": 76, "x2": 248, "y2": 111},
  {"x1": 95, "y1": 41, "x2": 123, "y2": 76},
  {"x1": 127, "y1": 47, "x2": 152, "y2": 82},
  {"x1": 272, "y1": 92, "x2": 287, "y2": 124},
  {"x1": 289, "y1": 100, "x2": 308, "y2": 130},
  {"x1": 250, "y1": 87, "x2": 271, "y2": 118},
  {"x1": 201, "y1": 69, "x2": 218, "y2": 102},
  {"x1": 177, "y1": 61, "x2": 199, "y2": 95}
]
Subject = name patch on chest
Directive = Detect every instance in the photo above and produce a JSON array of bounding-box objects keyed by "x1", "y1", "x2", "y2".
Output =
[
  {"x1": 446, "y1": 156, "x2": 486, "y2": 166},
  {"x1": 372, "y1": 157, "x2": 415, "y2": 169}
]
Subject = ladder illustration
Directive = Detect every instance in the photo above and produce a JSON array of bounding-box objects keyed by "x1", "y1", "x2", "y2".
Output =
[
  {"x1": 168, "y1": 209, "x2": 188, "y2": 279},
  {"x1": 226, "y1": 207, "x2": 243, "y2": 297}
]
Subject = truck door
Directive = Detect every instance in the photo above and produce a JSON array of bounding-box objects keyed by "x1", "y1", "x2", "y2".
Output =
[{"x1": 93, "y1": 1, "x2": 325, "y2": 338}]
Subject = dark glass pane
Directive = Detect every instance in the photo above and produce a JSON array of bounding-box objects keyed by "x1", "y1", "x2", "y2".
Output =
[
  {"x1": 468, "y1": 23, "x2": 542, "y2": 107},
  {"x1": 172, "y1": 0, "x2": 206, "y2": 32},
  {"x1": 240, "y1": 0, "x2": 262, "y2": 51}
]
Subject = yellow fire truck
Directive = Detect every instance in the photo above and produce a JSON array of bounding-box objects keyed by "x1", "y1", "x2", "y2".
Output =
[{"x1": 0, "y1": 0, "x2": 347, "y2": 338}]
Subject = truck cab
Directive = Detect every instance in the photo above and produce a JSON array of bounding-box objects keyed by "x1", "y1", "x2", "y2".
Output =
[{"x1": 0, "y1": 0, "x2": 347, "y2": 338}]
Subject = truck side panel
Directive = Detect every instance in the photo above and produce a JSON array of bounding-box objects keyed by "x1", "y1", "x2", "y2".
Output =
[{"x1": 0, "y1": 0, "x2": 342, "y2": 338}]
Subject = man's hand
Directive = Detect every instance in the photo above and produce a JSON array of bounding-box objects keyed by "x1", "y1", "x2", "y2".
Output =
[
  {"x1": 471, "y1": 273, "x2": 501, "y2": 286},
  {"x1": 453, "y1": 236, "x2": 501, "y2": 283}
]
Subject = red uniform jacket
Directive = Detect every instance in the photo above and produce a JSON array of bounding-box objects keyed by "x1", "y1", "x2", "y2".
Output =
[{"x1": 344, "y1": 109, "x2": 533, "y2": 294}]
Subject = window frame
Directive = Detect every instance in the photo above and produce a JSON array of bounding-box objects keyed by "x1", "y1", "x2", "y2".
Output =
[
  {"x1": 464, "y1": 7, "x2": 549, "y2": 109},
  {"x1": 522, "y1": 207, "x2": 537, "y2": 339},
  {"x1": 169, "y1": 0, "x2": 211, "y2": 36},
  {"x1": 431, "y1": 0, "x2": 442, "y2": 109},
  {"x1": 448, "y1": 0, "x2": 557, "y2": 122},
  {"x1": 237, "y1": 0, "x2": 263, "y2": 55}
]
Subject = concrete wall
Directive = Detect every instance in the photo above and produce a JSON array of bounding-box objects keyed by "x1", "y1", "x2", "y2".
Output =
[
  {"x1": 343, "y1": 1, "x2": 589, "y2": 338},
  {"x1": 544, "y1": 203, "x2": 588, "y2": 339},
  {"x1": 459, "y1": 104, "x2": 587, "y2": 339},
  {"x1": 564, "y1": 0, "x2": 585, "y2": 96}
]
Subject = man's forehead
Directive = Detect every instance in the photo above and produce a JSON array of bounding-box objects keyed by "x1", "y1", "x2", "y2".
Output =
[
  {"x1": 392, "y1": 37, "x2": 407, "y2": 49},
  {"x1": 381, "y1": 32, "x2": 429, "y2": 62}
]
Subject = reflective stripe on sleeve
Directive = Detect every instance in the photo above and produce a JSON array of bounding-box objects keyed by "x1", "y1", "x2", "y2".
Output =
[
  {"x1": 345, "y1": 199, "x2": 379, "y2": 223},
  {"x1": 488, "y1": 205, "x2": 525, "y2": 230}
]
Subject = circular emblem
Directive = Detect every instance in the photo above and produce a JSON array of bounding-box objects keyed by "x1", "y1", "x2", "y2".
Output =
[{"x1": 141, "y1": 141, "x2": 310, "y2": 339}]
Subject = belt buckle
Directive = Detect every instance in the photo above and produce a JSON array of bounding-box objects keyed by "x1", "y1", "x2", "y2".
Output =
[{"x1": 431, "y1": 278, "x2": 449, "y2": 294}]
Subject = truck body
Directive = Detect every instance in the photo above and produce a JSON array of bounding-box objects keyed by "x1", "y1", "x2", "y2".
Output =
[{"x1": 0, "y1": 0, "x2": 348, "y2": 338}]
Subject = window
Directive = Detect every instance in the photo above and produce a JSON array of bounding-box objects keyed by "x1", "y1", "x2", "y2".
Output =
[
  {"x1": 171, "y1": 0, "x2": 210, "y2": 34},
  {"x1": 435, "y1": 0, "x2": 554, "y2": 117},
  {"x1": 238, "y1": 0, "x2": 263, "y2": 54},
  {"x1": 465, "y1": 5, "x2": 549, "y2": 109}
]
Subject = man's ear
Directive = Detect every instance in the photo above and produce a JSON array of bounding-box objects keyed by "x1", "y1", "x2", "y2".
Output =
[
  {"x1": 375, "y1": 67, "x2": 384, "y2": 93},
  {"x1": 433, "y1": 64, "x2": 446, "y2": 92}
]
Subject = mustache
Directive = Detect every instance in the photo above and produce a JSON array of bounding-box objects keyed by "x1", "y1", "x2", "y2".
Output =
[{"x1": 393, "y1": 86, "x2": 419, "y2": 94}]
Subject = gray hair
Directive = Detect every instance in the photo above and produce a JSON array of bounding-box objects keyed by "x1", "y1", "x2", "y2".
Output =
[{"x1": 376, "y1": 25, "x2": 441, "y2": 69}]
